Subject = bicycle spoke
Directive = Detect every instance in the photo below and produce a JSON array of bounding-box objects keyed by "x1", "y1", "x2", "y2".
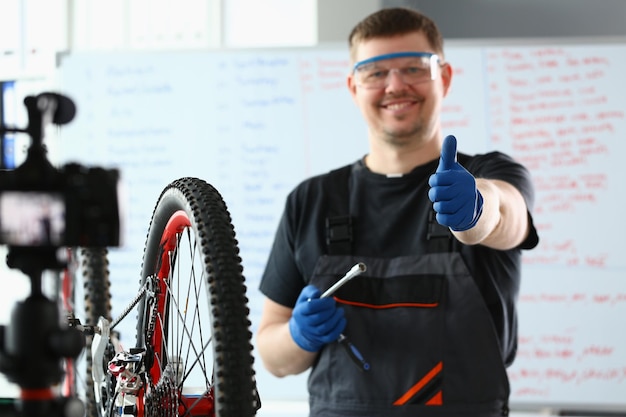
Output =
[
  {"x1": 180, "y1": 337, "x2": 212, "y2": 388},
  {"x1": 180, "y1": 230, "x2": 210, "y2": 388},
  {"x1": 161, "y1": 275, "x2": 211, "y2": 381}
]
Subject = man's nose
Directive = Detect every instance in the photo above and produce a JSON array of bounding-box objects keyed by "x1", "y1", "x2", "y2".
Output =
[{"x1": 385, "y1": 69, "x2": 408, "y2": 90}]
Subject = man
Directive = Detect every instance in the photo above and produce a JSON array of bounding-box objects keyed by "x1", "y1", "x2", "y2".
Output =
[{"x1": 256, "y1": 7, "x2": 538, "y2": 417}]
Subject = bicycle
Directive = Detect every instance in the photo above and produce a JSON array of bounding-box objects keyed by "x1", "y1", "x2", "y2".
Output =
[{"x1": 0, "y1": 92, "x2": 260, "y2": 417}]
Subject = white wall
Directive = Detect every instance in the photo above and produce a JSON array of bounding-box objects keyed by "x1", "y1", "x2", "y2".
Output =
[
  {"x1": 1, "y1": 0, "x2": 380, "y2": 82},
  {"x1": 317, "y1": 0, "x2": 379, "y2": 44}
]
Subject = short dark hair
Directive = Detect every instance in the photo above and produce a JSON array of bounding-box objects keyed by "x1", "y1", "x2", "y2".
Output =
[{"x1": 348, "y1": 7, "x2": 445, "y2": 62}]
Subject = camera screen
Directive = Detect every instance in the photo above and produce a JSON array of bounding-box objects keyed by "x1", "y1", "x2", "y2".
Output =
[{"x1": 0, "y1": 191, "x2": 65, "y2": 246}]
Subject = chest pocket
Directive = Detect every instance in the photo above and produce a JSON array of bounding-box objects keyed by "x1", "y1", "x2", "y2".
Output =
[
  {"x1": 312, "y1": 257, "x2": 445, "y2": 309},
  {"x1": 334, "y1": 274, "x2": 443, "y2": 308}
]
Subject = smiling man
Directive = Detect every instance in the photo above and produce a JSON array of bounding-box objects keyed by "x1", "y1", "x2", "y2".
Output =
[{"x1": 256, "y1": 7, "x2": 539, "y2": 417}]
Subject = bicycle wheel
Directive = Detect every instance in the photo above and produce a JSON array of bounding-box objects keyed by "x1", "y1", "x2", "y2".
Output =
[
  {"x1": 136, "y1": 177, "x2": 258, "y2": 417},
  {"x1": 81, "y1": 247, "x2": 112, "y2": 417},
  {"x1": 59, "y1": 248, "x2": 80, "y2": 398}
]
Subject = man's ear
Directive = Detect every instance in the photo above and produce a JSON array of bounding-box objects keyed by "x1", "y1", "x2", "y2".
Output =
[
  {"x1": 347, "y1": 73, "x2": 358, "y2": 102},
  {"x1": 441, "y1": 62, "x2": 453, "y2": 97}
]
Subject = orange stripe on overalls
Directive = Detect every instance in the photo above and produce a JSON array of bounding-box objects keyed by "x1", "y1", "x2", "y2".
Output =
[
  {"x1": 393, "y1": 361, "x2": 443, "y2": 406},
  {"x1": 20, "y1": 388, "x2": 54, "y2": 401},
  {"x1": 426, "y1": 390, "x2": 443, "y2": 405},
  {"x1": 335, "y1": 298, "x2": 439, "y2": 309}
]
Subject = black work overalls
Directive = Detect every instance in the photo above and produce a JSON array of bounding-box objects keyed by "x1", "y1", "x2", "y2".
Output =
[{"x1": 307, "y1": 165, "x2": 510, "y2": 417}]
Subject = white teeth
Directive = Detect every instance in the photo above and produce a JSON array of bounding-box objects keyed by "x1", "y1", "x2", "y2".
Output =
[{"x1": 386, "y1": 103, "x2": 411, "y2": 110}]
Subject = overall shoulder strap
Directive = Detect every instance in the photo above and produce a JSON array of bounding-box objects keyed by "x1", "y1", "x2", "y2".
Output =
[
  {"x1": 426, "y1": 211, "x2": 453, "y2": 253},
  {"x1": 323, "y1": 165, "x2": 353, "y2": 255}
]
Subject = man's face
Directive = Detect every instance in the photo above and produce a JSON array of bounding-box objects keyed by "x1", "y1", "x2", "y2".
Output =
[{"x1": 347, "y1": 32, "x2": 452, "y2": 147}]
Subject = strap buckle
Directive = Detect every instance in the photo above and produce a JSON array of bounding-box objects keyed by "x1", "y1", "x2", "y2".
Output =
[
  {"x1": 426, "y1": 210, "x2": 451, "y2": 240},
  {"x1": 326, "y1": 216, "x2": 353, "y2": 254}
]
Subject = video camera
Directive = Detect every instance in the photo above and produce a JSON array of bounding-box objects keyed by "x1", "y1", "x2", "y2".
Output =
[{"x1": 0, "y1": 92, "x2": 121, "y2": 266}]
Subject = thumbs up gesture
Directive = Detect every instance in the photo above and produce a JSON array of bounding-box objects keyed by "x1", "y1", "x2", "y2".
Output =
[{"x1": 428, "y1": 135, "x2": 484, "y2": 231}]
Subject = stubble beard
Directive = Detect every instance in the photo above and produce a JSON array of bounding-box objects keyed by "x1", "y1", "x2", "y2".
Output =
[{"x1": 381, "y1": 115, "x2": 427, "y2": 148}]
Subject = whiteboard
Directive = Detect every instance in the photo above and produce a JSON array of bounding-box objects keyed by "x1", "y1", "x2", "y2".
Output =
[{"x1": 55, "y1": 41, "x2": 626, "y2": 413}]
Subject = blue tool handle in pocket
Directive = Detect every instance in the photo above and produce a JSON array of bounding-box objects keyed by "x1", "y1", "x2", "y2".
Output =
[{"x1": 338, "y1": 334, "x2": 370, "y2": 372}]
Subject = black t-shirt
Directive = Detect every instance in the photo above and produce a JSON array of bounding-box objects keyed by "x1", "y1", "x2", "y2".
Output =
[{"x1": 260, "y1": 151, "x2": 538, "y2": 365}]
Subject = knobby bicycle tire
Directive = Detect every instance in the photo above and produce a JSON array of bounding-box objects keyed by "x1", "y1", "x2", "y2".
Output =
[
  {"x1": 136, "y1": 177, "x2": 258, "y2": 417},
  {"x1": 81, "y1": 247, "x2": 112, "y2": 417},
  {"x1": 59, "y1": 248, "x2": 80, "y2": 398}
]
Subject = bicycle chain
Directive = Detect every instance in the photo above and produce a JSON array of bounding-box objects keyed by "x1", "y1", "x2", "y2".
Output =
[
  {"x1": 145, "y1": 275, "x2": 158, "y2": 344},
  {"x1": 110, "y1": 281, "x2": 150, "y2": 330}
]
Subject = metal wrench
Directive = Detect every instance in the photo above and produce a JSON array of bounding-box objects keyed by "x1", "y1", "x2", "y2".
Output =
[{"x1": 320, "y1": 262, "x2": 370, "y2": 372}]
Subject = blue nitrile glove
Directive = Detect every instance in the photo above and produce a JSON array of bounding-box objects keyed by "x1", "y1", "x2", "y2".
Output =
[
  {"x1": 428, "y1": 135, "x2": 484, "y2": 231},
  {"x1": 289, "y1": 285, "x2": 346, "y2": 352}
]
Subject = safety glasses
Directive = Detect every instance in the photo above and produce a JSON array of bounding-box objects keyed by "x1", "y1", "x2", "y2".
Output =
[{"x1": 352, "y1": 52, "x2": 441, "y2": 89}]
